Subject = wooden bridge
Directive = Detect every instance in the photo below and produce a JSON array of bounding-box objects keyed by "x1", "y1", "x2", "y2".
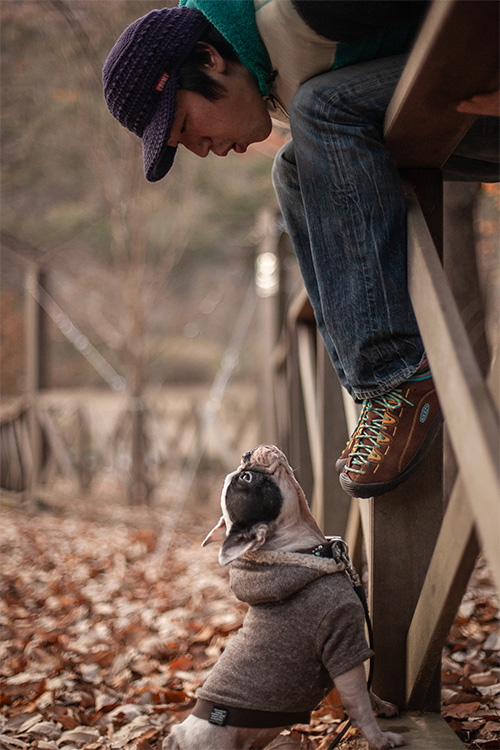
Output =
[{"x1": 269, "y1": 1, "x2": 499, "y2": 747}]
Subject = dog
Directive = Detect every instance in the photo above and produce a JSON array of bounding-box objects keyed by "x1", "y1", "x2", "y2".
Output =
[{"x1": 163, "y1": 445, "x2": 405, "y2": 750}]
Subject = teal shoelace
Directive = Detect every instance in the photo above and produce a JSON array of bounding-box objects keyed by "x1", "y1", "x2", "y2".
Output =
[{"x1": 348, "y1": 389, "x2": 414, "y2": 475}]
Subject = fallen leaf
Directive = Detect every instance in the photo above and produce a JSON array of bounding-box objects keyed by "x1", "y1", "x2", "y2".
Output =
[
  {"x1": 483, "y1": 633, "x2": 500, "y2": 652},
  {"x1": 0, "y1": 737, "x2": 28, "y2": 749},
  {"x1": 442, "y1": 701, "x2": 482, "y2": 719},
  {"x1": 58, "y1": 726, "x2": 101, "y2": 747},
  {"x1": 25, "y1": 720, "x2": 62, "y2": 740}
]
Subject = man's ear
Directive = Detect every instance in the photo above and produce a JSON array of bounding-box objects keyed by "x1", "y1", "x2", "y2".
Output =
[
  {"x1": 219, "y1": 523, "x2": 269, "y2": 566},
  {"x1": 201, "y1": 516, "x2": 226, "y2": 547},
  {"x1": 198, "y1": 43, "x2": 227, "y2": 74}
]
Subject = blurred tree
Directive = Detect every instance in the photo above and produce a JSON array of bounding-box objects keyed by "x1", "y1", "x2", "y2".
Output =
[{"x1": 1, "y1": 0, "x2": 278, "y2": 387}]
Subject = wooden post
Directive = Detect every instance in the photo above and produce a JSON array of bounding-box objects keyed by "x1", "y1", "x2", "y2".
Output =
[
  {"x1": 76, "y1": 404, "x2": 92, "y2": 492},
  {"x1": 24, "y1": 263, "x2": 44, "y2": 502},
  {"x1": 255, "y1": 211, "x2": 280, "y2": 444},
  {"x1": 288, "y1": 324, "x2": 314, "y2": 502},
  {"x1": 369, "y1": 440, "x2": 444, "y2": 710},
  {"x1": 127, "y1": 249, "x2": 149, "y2": 506},
  {"x1": 276, "y1": 230, "x2": 293, "y2": 337},
  {"x1": 313, "y1": 337, "x2": 350, "y2": 536}
]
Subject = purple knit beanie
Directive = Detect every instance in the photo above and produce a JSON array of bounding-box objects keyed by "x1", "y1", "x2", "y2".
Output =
[{"x1": 103, "y1": 7, "x2": 210, "y2": 182}]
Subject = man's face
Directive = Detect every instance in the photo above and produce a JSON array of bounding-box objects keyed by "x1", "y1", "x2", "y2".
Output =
[{"x1": 168, "y1": 51, "x2": 273, "y2": 159}]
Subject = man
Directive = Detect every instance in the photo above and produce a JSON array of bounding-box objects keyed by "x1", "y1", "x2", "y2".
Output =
[{"x1": 103, "y1": 1, "x2": 499, "y2": 498}]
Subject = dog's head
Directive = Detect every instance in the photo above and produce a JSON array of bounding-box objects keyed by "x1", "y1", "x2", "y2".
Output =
[{"x1": 203, "y1": 445, "x2": 323, "y2": 565}]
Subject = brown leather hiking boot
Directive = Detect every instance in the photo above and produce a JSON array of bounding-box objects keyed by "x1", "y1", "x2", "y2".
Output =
[{"x1": 339, "y1": 376, "x2": 442, "y2": 498}]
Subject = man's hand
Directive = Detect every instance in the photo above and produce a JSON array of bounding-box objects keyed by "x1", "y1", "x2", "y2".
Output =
[{"x1": 456, "y1": 90, "x2": 500, "y2": 117}]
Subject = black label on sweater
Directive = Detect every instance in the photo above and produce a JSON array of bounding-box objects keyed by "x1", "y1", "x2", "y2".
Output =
[{"x1": 209, "y1": 706, "x2": 229, "y2": 726}]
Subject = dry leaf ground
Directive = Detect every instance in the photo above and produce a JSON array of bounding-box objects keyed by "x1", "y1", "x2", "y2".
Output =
[{"x1": 0, "y1": 498, "x2": 498, "y2": 750}]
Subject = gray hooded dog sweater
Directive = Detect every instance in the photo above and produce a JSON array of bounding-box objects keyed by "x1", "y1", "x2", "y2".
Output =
[{"x1": 194, "y1": 550, "x2": 373, "y2": 726}]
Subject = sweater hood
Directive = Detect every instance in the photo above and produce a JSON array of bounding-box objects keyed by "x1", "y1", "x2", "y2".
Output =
[{"x1": 229, "y1": 550, "x2": 347, "y2": 605}]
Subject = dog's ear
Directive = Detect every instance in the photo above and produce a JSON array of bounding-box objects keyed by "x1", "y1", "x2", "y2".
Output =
[
  {"x1": 201, "y1": 516, "x2": 226, "y2": 547},
  {"x1": 219, "y1": 523, "x2": 269, "y2": 565}
]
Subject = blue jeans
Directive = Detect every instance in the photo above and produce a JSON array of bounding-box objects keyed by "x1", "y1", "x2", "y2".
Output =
[{"x1": 272, "y1": 55, "x2": 499, "y2": 401}]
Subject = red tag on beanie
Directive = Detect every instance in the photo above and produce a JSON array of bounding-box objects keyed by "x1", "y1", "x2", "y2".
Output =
[{"x1": 155, "y1": 72, "x2": 169, "y2": 92}]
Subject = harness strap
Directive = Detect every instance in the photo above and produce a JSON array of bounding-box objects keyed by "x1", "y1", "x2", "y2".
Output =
[{"x1": 193, "y1": 698, "x2": 310, "y2": 728}]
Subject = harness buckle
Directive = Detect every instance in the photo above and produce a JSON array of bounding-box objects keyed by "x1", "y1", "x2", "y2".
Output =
[{"x1": 328, "y1": 536, "x2": 362, "y2": 587}]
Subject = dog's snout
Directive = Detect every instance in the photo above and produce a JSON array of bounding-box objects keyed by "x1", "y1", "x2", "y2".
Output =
[{"x1": 225, "y1": 470, "x2": 283, "y2": 529}]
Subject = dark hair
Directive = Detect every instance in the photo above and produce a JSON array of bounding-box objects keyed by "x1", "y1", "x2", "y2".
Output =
[{"x1": 178, "y1": 24, "x2": 240, "y2": 100}]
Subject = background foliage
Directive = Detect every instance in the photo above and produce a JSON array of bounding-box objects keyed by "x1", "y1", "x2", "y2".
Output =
[{"x1": 1, "y1": 0, "x2": 280, "y2": 393}]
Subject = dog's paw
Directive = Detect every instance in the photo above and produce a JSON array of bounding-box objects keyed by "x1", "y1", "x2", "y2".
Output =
[
  {"x1": 370, "y1": 731, "x2": 405, "y2": 749},
  {"x1": 369, "y1": 691, "x2": 399, "y2": 717}
]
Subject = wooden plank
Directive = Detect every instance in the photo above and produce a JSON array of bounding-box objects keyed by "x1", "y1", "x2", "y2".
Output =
[
  {"x1": 344, "y1": 499, "x2": 363, "y2": 573},
  {"x1": 407, "y1": 169, "x2": 444, "y2": 260},
  {"x1": 287, "y1": 284, "x2": 315, "y2": 325},
  {"x1": 24, "y1": 264, "x2": 43, "y2": 502},
  {"x1": 378, "y1": 713, "x2": 467, "y2": 749},
  {"x1": 357, "y1": 496, "x2": 372, "y2": 571},
  {"x1": 314, "y1": 337, "x2": 350, "y2": 535},
  {"x1": 76, "y1": 405, "x2": 92, "y2": 492},
  {"x1": 273, "y1": 363, "x2": 291, "y2": 457},
  {"x1": 12, "y1": 420, "x2": 27, "y2": 492},
  {"x1": 340, "y1": 387, "x2": 361, "y2": 435},
  {"x1": 385, "y1": 0, "x2": 499, "y2": 168},
  {"x1": 0, "y1": 397, "x2": 26, "y2": 425},
  {"x1": 7, "y1": 424, "x2": 22, "y2": 491},
  {"x1": 276, "y1": 229, "x2": 294, "y2": 335},
  {"x1": 406, "y1": 185, "x2": 500, "y2": 587},
  {"x1": 406, "y1": 473, "x2": 479, "y2": 707},
  {"x1": 18, "y1": 413, "x2": 34, "y2": 489},
  {"x1": 288, "y1": 327, "x2": 314, "y2": 501},
  {"x1": 37, "y1": 405, "x2": 79, "y2": 480},
  {"x1": 297, "y1": 325, "x2": 322, "y2": 481}
]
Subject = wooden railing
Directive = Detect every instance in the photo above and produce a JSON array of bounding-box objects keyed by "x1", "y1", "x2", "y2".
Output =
[
  {"x1": 0, "y1": 399, "x2": 32, "y2": 494},
  {"x1": 270, "y1": 1, "x2": 499, "y2": 746}
]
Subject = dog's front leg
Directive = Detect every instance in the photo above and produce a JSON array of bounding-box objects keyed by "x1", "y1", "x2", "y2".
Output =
[{"x1": 335, "y1": 665, "x2": 405, "y2": 750}]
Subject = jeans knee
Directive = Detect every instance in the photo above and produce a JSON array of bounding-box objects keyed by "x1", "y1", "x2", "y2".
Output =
[
  {"x1": 289, "y1": 73, "x2": 362, "y2": 133},
  {"x1": 289, "y1": 56, "x2": 406, "y2": 130},
  {"x1": 289, "y1": 76, "x2": 328, "y2": 125}
]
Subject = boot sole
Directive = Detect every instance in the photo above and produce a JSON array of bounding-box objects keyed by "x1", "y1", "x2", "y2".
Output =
[
  {"x1": 335, "y1": 458, "x2": 347, "y2": 474},
  {"x1": 339, "y1": 411, "x2": 444, "y2": 498}
]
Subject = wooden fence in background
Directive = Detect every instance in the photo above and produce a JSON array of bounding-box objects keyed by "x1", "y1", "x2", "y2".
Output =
[{"x1": 0, "y1": 385, "x2": 259, "y2": 506}]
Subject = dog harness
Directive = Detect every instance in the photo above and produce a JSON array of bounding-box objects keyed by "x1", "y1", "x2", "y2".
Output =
[{"x1": 193, "y1": 544, "x2": 373, "y2": 728}]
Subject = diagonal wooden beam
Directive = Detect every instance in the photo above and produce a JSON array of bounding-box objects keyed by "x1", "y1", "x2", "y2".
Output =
[
  {"x1": 406, "y1": 354, "x2": 499, "y2": 706},
  {"x1": 406, "y1": 474, "x2": 479, "y2": 707},
  {"x1": 406, "y1": 184, "x2": 500, "y2": 587}
]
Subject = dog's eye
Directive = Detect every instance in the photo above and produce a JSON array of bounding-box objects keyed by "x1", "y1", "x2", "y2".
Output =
[{"x1": 240, "y1": 472, "x2": 252, "y2": 483}]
